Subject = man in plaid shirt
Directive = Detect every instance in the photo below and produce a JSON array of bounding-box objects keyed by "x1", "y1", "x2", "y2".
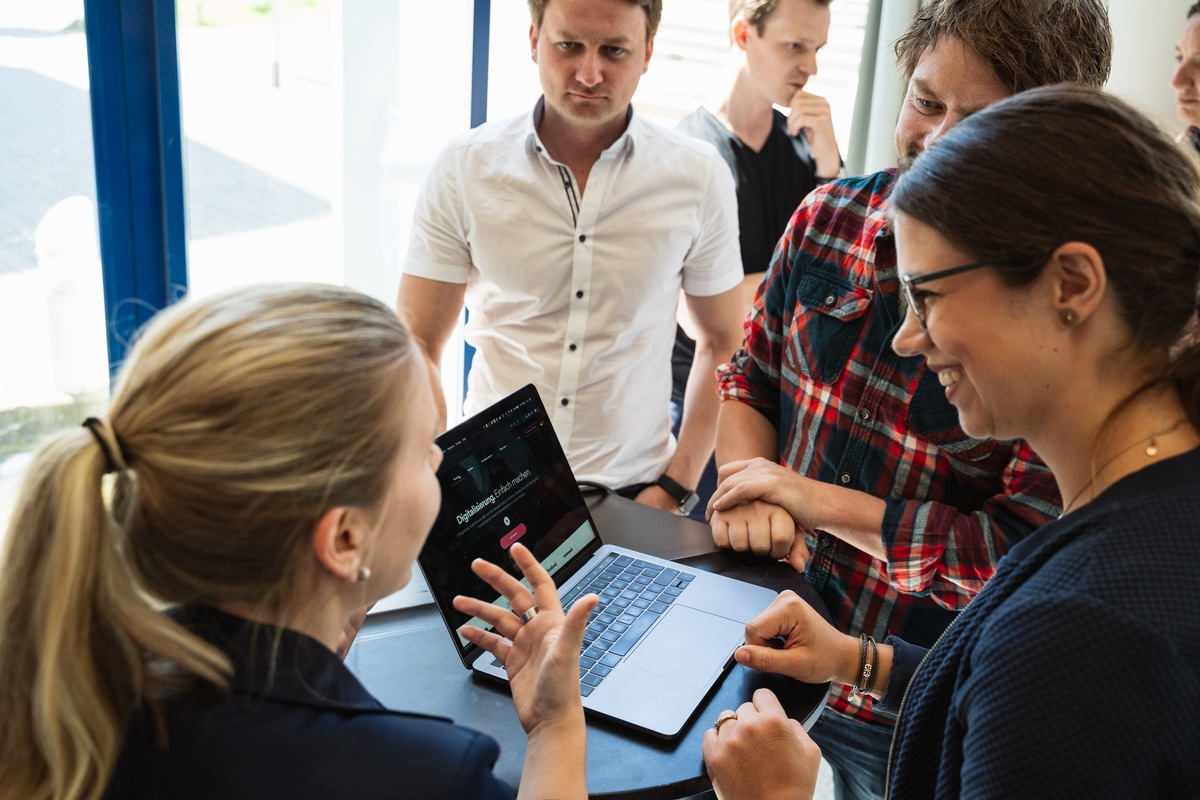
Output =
[{"x1": 710, "y1": 1, "x2": 1113, "y2": 797}]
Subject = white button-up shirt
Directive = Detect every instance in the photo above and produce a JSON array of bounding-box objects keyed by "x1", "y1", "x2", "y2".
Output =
[{"x1": 404, "y1": 100, "x2": 741, "y2": 488}]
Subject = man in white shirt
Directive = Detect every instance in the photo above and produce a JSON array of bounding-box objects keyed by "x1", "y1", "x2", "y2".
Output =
[{"x1": 398, "y1": 0, "x2": 745, "y2": 514}]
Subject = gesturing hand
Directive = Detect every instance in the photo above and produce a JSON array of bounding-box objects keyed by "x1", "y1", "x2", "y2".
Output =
[{"x1": 452, "y1": 543, "x2": 598, "y2": 734}]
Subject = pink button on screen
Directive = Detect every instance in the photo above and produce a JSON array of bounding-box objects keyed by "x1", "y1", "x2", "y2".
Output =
[{"x1": 500, "y1": 523, "x2": 527, "y2": 549}]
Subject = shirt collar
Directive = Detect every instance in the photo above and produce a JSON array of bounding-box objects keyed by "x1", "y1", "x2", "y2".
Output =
[
  {"x1": 175, "y1": 605, "x2": 421, "y2": 718},
  {"x1": 525, "y1": 96, "x2": 638, "y2": 161}
]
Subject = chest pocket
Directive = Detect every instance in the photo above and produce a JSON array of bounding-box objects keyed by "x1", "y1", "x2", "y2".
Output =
[{"x1": 789, "y1": 271, "x2": 873, "y2": 385}]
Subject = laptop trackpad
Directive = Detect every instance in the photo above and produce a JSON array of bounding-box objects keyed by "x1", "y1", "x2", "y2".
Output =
[{"x1": 624, "y1": 605, "x2": 743, "y2": 688}]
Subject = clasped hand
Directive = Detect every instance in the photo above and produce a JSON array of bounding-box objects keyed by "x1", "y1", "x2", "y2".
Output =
[{"x1": 707, "y1": 458, "x2": 830, "y2": 569}]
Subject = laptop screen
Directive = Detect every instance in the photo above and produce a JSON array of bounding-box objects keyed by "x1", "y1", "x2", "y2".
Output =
[{"x1": 417, "y1": 384, "x2": 602, "y2": 652}]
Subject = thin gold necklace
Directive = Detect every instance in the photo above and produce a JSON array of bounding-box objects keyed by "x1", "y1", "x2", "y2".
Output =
[{"x1": 1060, "y1": 417, "x2": 1189, "y2": 517}]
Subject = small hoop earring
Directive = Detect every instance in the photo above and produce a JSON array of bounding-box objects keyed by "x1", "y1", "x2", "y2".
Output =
[
  {"x1": 1059, "y1": 308, "x2": 1078, "y2": 327},
  {"x1": 356, "y1": 567, "x2": 371, "y2": 583}
]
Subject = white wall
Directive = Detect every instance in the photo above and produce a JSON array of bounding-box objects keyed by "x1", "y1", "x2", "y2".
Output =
[{"x1": 1105, "y1": 0, "x2": 1183, "y2": 135}]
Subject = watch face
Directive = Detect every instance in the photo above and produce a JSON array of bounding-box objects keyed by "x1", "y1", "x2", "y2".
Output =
[{"x1": 679, "y1": 492, "x2": 700, "y2": 516}]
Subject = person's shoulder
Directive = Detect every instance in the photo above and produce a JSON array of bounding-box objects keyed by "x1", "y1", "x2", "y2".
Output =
[
  {"x1": 115, "y1": 698, "x2": 508, "y2": 800},
  {"x1": 441, "y1": 109, "x2": 531, "y2": 153},
  {"x1": 788, "y1": 167, "x2": 897, "y2": 234},
  {"x1": 635, "y1": 112, "x2": 724, "y2": 162},
  {"x1": 815, "y1": 167, "x2": 898, "y2": 205},
  {"x1": 675, "y1": 106, "x2": 722, "y2": 139}
]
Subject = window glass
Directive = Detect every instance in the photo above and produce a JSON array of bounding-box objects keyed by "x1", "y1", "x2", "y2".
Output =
[
  {"x1": 176, "y1": 0, "x2": 473, "y2": 304},
  {"x1": 0, "y1": 4, "x2": 108, "y2": 545}
]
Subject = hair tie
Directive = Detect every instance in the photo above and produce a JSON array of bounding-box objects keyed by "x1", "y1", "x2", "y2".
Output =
[{"x1": 82, "y1": 417, "x2": 131, "y2": 473}]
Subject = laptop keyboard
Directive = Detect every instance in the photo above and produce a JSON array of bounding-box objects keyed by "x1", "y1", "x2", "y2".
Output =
[{"x1": 562, "y1": 554, "x2": 696, "y2": 696}]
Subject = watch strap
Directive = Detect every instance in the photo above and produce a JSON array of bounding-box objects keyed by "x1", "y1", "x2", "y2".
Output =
[{"x1": 655, "y1": 474, "x2": 699, "y2": 515}]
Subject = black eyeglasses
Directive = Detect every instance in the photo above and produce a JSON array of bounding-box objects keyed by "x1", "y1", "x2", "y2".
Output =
[{"x1": 899, "y1": 261, "x2": 992, "y2": 330}]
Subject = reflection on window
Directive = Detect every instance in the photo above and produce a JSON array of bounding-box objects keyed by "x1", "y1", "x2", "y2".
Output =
[{"x1": 0, "y1": 4, "x2": 107, "y2": 544}]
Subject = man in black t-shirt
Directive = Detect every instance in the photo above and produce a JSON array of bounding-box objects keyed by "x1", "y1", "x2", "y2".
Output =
[{"x1": 671, "y1": 0, "x2": 842, "y2": 520}]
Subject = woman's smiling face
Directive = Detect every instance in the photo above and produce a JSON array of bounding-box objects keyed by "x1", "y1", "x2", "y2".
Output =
[{"x1": 891, "y1": 212, "x2": 1055, "y2": 443}]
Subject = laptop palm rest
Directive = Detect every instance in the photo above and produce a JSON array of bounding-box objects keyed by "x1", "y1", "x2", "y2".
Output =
[{"x1": 623, "y1": 605, "x2": 742, "y2": 688}]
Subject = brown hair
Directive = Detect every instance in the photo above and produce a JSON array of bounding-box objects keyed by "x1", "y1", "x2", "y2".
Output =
[
  {"x1": 893, "y1": 0, "x2": 1112, "y2": 91},
  {"x1": 0, "y1": 284, "x2": 422, "y2": 800},
  {"x1": 892, "y1": 84, "x2": 1200, "y2": 431},
  {"x1": 1190, "y1": 3, "x2": 1200, "y2": 19},
  {"x1": 729, "y1": 0, "x2": 832, "y2": 34},
  {"x1": 528, "y1": 0, "x2": 663, "y2": 41}
]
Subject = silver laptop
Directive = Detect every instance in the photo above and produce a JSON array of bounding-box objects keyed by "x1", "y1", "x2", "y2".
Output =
[{"x1": 417, "y1": 384, "x2": 778, "y2": 739}]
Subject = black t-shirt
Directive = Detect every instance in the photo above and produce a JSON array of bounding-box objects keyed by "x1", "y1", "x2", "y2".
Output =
[{"x1": 671, "y1": 107, "x2": 820, "y2": 403}]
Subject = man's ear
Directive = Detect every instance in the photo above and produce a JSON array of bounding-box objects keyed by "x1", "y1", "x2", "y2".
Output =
[
  {"x1": 310, "y1": 507, "x2": 368, "y2": 583},
  {"x1": 731, "y1": 17, "x2": 750, "y2": 51},
  {"x1": 1047, "y1": 241, "x2": 1107, "y2": 325},
  {"x1": 529, "y1": 22, "x2": 539, "y2": 63}
]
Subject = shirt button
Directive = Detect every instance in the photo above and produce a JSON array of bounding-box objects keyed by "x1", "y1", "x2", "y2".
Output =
[
  {"x1": 839, "y1": 473, "x2": 852, "y2": 485},
  {"x1": 819, "y1": 536, "x2": 832, "y2": 549},
  {"x1": 858, "y1": 408, "x2": 871, "y2": 422},
  {"x1": 561, "y1": 398, "x2": 569, "y2": 407},
  {"x1": 824, "y1": 294, "x2": 836, "y2": 306},
  {"x1": 579, "y1": 234, "x2": 587, "y2": 243},
  {"x1": 569, "y1": 343, "x2": 577, "y2": 352},
  {"x1": 576, "y1": 290, "x2": 584, "y2": 299}
]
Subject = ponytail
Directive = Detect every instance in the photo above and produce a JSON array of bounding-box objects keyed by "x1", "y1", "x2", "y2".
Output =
[{"x1": 0, "y1": 431, "x2": 228, "y2": 800}]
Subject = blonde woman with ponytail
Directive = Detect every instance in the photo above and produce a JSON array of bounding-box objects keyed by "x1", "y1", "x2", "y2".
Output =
[{"x1": 0, "y1": 283, "x2": 592, "y2": 800}]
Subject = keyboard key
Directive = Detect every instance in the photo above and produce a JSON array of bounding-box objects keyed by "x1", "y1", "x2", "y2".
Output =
[
  {"x1": 600, "y1": 652, "x2": 621, "y2": 668},
  {"x1": 664, "y1": 586, "x2": 682, "y2": 597},
  {"x1": 632, "y1": 598, "x2": 651, "y2": 609},
  {"x1": 592, "y1": 665, "x2": 612, "y2": 677},
  {"x1": 609, "y1": 622, "x2": 629, "y2": 634},
  {"x1": 597, "y1": 613, "x2": 617, "y2": 626},
  {"x1": 581, "y1": 684, "x2": 595, "y2": 697},
  {"x1": 600, "y1": 630, "x2": 621, "y2": 642},
  {"x1": 649, "y1": 601, "x2": 669, "y2": 614},
  {"x1": 582, "y1": 672, "x2": 605, "y2": 687},
  {"x1": 609, "y1": 610, "x2": 661, "y2": 656},
  {"x1": 593, "y1": 639, "x2": 613, "y2": 651},
  {"x1": 584, "y1": 647, "x2": 606, "y2": 660},
  {"x1": 614, "y1": 555, "x2": 633, "y2": 567},
  {"x1": 652, "y1": 568, "x2": 679, "y2": 586},
  {"x1": 580, "y1": 655, "x2": 597, "y2": 669}
]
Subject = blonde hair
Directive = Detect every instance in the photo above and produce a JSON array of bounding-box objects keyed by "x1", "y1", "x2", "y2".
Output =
[{"x1": 0, "y1": 283, "x2": 422, "y2": 800}]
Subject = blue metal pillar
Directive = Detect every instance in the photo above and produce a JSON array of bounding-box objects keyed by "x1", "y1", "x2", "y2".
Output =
[{"x1": 83, "y1": 0, "x2": 188, "y2": 372}]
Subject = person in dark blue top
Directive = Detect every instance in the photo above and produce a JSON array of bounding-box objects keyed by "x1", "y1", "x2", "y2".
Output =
[
  {"x1": 0, "y1": 284, "x2": 595, "y2": 800},
  {"x1": 697, "y1": 85, "x2": 1200, "y2": 798}
]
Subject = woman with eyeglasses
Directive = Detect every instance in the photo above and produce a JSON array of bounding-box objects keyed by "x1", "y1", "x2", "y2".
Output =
[
  {"x1": 0, "y1": 284, "x2": 593, "y2": 800},
  {"x1": 699, "y1": 85, "x2": 1200, "y2": 798},
  {"x1": 1175, "y1": 2, "x2": 1200, "y2": 153}
]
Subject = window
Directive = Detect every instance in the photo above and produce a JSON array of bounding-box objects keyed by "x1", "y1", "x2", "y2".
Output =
[{"x1": 0, "y1": 4, "x2": 108, "y2": 544}]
